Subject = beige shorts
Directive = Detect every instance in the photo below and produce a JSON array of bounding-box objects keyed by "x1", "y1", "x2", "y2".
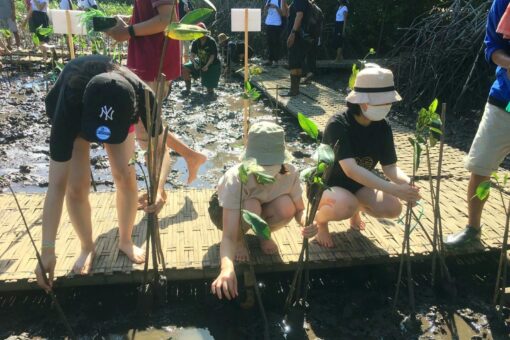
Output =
[{"x1": 465, "y1": 103, "x2": 510, "y2": 176}]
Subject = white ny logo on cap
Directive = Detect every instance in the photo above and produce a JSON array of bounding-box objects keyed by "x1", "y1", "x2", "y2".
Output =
[{"x1": 99, "y1": 106, "x2": 114, "y2": 121}]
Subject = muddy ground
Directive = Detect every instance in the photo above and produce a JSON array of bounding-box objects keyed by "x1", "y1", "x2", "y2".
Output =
[{"x1": 1, "y1": 64, "x2": 510, "y2": 339}]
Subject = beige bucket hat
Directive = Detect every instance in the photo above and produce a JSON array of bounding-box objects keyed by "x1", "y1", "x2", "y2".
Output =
[
  {"x1": 218, "y1": 33, "x2": 229, "y2": 45},
  {"x1": 346, "y1": 65, "x2": 402, "y2": 105},
  {"x1": 240, "y1": 121, "x2": 293, "y2": 167}
]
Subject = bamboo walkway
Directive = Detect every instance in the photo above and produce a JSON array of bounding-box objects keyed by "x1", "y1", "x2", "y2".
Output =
[{"x1": 0, "y1": 67, "x2": 509, "y2": 292}]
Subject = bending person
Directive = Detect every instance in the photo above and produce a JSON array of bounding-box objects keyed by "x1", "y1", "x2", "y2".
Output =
[
  {"x1": 35, "y1": 56, "x2": 168, "y2": 291},
  {"x1": 313, "y1": 65, "x2": 421, "y2": 248},
  {"x1": 209, "y1": 122, "x2": 317, "y2": 300}
]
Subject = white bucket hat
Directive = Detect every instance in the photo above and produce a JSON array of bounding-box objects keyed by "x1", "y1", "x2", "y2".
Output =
[{"x1": 346, "y1": 65, "x2": 402, "y2": 105}]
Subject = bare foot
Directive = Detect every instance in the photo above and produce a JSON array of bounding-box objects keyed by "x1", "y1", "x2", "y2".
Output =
[
  {"x1": 185, "y1": 152, "x2": 207, "y2": 184},
  {"x1": 314, "y1": 223, "x2": 334, "y2": 248},
  {"x1": 260, "y1": 238, "x2": 279, "y2": 255},
  {"x1": 350, "y1": 212, "x2": 366, "y2": 231},
  {"x1": 119, "y1": 242, "x2": 146, "y2": 264},
  {"x1": 235, "y1": 241, "x2": 249, "y2": 262},
  {"x1": 73, "y1": 248, "x2": 95, "y2": 275}
]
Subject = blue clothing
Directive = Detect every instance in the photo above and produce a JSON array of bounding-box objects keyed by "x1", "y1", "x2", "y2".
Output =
[{"x1": 486, "y1": 0, "x2": 510, "y2": 105}]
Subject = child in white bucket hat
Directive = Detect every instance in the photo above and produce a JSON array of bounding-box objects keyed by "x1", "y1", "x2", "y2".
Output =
[
  {"x1": 312, "y1": 65, "x2": 421, "y2": 248},
  {"x1": 209, "y1": 121, "x2": 317, "y2": 300}
]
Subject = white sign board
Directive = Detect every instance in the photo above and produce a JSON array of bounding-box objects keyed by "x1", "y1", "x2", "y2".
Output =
[
  {"x1": 231, "y1": 9, "x2": 261, "y2": 32},
  {"x1": 49, "y1": 9, "x2": 87, "y2": 35}
]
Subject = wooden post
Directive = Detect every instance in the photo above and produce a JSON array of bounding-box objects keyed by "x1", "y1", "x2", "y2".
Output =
[
  {"x1": 243, "y1": 9, "x2": 249, "y2": 144},
  {"x1": 65, "y1": 10, "x2": 75, "y2": 59}
]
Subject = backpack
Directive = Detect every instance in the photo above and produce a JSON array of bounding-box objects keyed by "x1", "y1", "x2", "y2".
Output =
[{"x1": 305, "y1": 0, "x2": 324, "y2": 39}]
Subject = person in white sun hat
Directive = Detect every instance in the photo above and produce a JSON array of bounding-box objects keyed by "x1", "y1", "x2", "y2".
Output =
[
  {"x1": 312, "y1": 65, "x2": 421, "y2": 248},
  {"x1": 209, "y1": 121, "x2": 318, "y2": 300}
]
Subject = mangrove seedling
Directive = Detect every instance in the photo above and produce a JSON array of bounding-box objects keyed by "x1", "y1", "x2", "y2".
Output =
[
  {"x1": 475, "y1": 172, "x2": 510, "y2": 306},
  {"x1": 348, "y1": 48, "x2": 376, "y2": 90},
  {"x1": 284, "y1": 113, "x2": 336, "y2": 332}
]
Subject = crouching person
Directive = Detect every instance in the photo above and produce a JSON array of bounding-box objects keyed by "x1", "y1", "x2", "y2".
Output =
[
  {"x1": 313, "y1": 65, "x2": 421, "y2": 248},
  {"x1": 209, "y1": 122, "x2": 317, "y2": 299}
]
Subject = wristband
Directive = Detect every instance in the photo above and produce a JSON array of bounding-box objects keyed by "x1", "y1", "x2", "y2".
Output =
[{"x1": 128, "y1": 25, "x2": 136, "y2": 39}]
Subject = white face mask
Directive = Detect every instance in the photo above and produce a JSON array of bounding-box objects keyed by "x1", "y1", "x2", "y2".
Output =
[{"x1": 362, "y1": 104, "x2": 392, "y2": 121}]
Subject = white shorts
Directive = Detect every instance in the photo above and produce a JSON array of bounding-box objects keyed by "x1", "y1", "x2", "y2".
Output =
[{"x1": 465, "y1": 103, "x2": 510, "y2": 176}]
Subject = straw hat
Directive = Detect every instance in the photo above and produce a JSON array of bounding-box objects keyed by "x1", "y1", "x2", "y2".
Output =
[
  {"x1": 346, "y1": 65, "x2": 402, "y2": 105},
  {"x1": 218, "y1": 33, "x2": 229, "y2": 45},
  {"x1": 240, "y1": 121, "x2": 293, "y2": 167}
]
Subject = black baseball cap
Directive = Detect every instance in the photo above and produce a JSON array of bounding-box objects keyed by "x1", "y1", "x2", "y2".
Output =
[{"x1": 81, "y1": 72, "x2": 135, "y2": 144}]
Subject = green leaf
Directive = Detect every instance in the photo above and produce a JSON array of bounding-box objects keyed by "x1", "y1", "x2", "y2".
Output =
[
  {"x1": 348, "y1": 64, "x2": 359, "y2": 90},
  {"x1": 297, "y1": 113, "x2": 319, "y2": 141},
  {"x1": 179, "y1": 8, "x2": 214, "y2": 24},
  {"x1": 32, "y1": 33, "x2": 40, "y2": 46},
  {"x1": 242, "y1": 210, "x2": 271, "y2": 240},
  {"x1": 201, "y1": 0, "x2": 217, "y2": 11},
  {"x1": 166, "y1": 23, "x2": 208, "y2": 41},
  {"x1": 317, "y1": 144, "x2": 335, "y2": 165},
  {"x1": 428, "y1": 99, "x2": 439, "y2": 114},
  {"x1": 239, "y1": 163, "x2": 249, "y2": 185},
  {"x1": 249, "y1": 65, "x2": 263, "y2": 76},
  {"x1": 317, "y1": 162, "x2": 327, "y2": 175},
  {"x1": 0, "y1": 29, "x2": 12, "y2": 38},
  {"x1": 244, "y1": 81, "x2": 252, "y2": 92},
  {"x1": 369, "y1": 48, "x2": 376, "y2": 55},
  {"x1": 255, "y1": 172, "x2": 276, "y2": 184},
  {"x1": 475, "y1": 181, "x2": 491, "y2": 201},
  {"x1": 300, "y1": 167, "x2": 315, "y2": 181},
  {"x1": 413, "y1": 140, "x2": 422, "y2": 173},
  {"x1": 37, "y1": 26, "x2": 54, "y2": 37},
  {"x1": 243, "y1": 159, "x2": 264, "y2": 174}
]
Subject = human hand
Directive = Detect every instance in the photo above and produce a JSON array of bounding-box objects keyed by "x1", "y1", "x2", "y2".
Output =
[
  {"x1": 287, "y1": 33, "x2": 295, "y2": 48},
  {"x1": 211, "y1": 267, "x2": 238, "y2": 300},
  {"x1": 391, "y1": 183, "x2": 421, "y2": 203},
  {"x1": 202, "y1": 65, "x2": 209, "y2": 72},
  {"x1": 301, "y1": 222, "x2": 318, "y2": 239},
  {"x1": 142, "y1": 190, "x2": 167, "y2": 214},
  {"x1": 34, "y1": 251, "x2": 56, "y2": 293},
  {"x1": 106, "y1": 16, "x2": 130, "y2": 42}
]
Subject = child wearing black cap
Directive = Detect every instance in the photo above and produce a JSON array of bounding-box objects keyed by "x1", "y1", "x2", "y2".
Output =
[{"x1": 35, "y1": 55, "x2": 171, "y2": 291}]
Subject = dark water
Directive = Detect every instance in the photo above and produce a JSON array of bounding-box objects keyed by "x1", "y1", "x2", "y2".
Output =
[{"x1": 1, "y1": 65, "x2": 510, "y2": 339}]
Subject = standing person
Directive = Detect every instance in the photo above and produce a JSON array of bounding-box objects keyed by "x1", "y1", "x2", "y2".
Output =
[
  {"x1": 107, "y1": 0, "x2": 207, "y2": 193},
  {"x1": 27, "y1": 0, "x2": 50, "y2": 48},
  {"x1": 263, "y1": 0, "x2": 288, "y2": 67},
  {"x1": 334, "y1": 0, "x2": 348, "y2": 62},
  {"x1": 34, "y1": 56, "x2": 168, "y2": 291},
  {"x1": 0, "y1": 0, "x2": 21, "y2": 50},
  {"x1": 445, "y1": 0, "x2": 510, "y2": 247},
  {"x1": 302, "y1": 0, "x2": 323, "y2": 83},
  {"x1": 182, "y1": 23, "x2": 221, "y2": 97},
  {"x1": 312, "y1": 66, "x2": 420, "y2": 248},
  {"x1": 77, "y1": 0, "x2": 98, "y2": 11},
  {"x1": 283, "y1": 0, "x2": 310, "y2": 97},
  {"x1": 209, "y1": 121, "x2": 318, "y2": 300},
  {"x1": 59, "y1": 0, "x2": 73, "y2": 10}
]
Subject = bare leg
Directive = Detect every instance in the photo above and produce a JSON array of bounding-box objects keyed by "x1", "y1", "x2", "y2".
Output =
[
  {"x1": 355, "y1": 187, "x2": 402, "y2": 219},
  {"x1": 65, "y1": 137, "x2": 95, "y2": 274},
  {"x1": 258, "y1": 195, "x2": 297, "y2": 254},
  {"x1": 349, "y1": 210, "x2": 366, "y2": 231},
  {"x1": 313, "y1": 187, "x2": 359, "y2": 248},
  {"x1": 467, "y1": 173, "x2": 490, "y2": 229},
  {"x1": 105, "y1": 133, "x2": 145, "y2": 264}
]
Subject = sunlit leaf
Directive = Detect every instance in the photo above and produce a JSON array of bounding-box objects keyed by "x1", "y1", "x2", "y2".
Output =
[
  {"x1": 200, "y1": 0, "x2": 217, "y2": 11},
  {"x1": 297, "y1": 113, "x2": 319, "y2": 141},
  {"x1": 239, "y1": 163, "x2": 249, "y2": 185},
  {"x1": 348, "y1": 64, "x2": 359, "y2": 90},
  {"x1": 242, "y1": 210, "x2": 270, "y2": 240},
  {"x1": 300, "y1": 167, "x2": 315, "y2": 181},
  {"x1": 475, "y1": 181, "x2": 491, "y2": 201},
  {"x1": 317, "y1": 144, "x2": 335, "y2": 165},
  {"x1": 369, "y1": 48, "x2": 376, "y2": 55},
  {"x1": 243, "y1": 159, "x2": 264, "y2": 174},
  {"x1": 166, "y1": 23, "x2": 208, "y2": 41},
  {"x1": 428, "y1": 99, "x2": 438, "y2": 114},
  {"x1": 491, "y1": 172, "x2": 499, "y2": 182},
  {"x1": 317, "y1": 162, "x2": 327, "y2": 175},
  {"x1": 255, "y1": 172, "x2": 276, "y2": 184},
  {"x1": 244, "y1": 81, "x2": 252, "y2": 92},
  {"x1": 179, "y1": 8, "x2": 214, "y2": 24},
  {"x1": 32, "y1": 33, "x2": 40, "y2": 46},
  {"x1": 0, "y1": 29, "x2": 12, "y2": 38},
  {"x1": 249, "y1": 66, "x2": 263, "y2": 75},
  {"x1": 37, "y1": 26, "x2": 54, "y2": 37}
]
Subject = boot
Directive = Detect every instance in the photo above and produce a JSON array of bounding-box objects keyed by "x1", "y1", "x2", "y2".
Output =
[
  {"x1": 282, "y1": 75, "x2": 300, "y2": 97},
  {"x1": 335, "y1": 48, "x2": 343, "y2": 62}
]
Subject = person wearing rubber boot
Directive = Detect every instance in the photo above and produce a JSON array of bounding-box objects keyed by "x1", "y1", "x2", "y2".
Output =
[
  {"x1": 445, "y1": 0, "x2": 510, "y2": 248},
  {"x1": 283, "y1": 0, "x2": 310, "y2": 97},
  {"x1": 182, "y1": 22, "x2": 221, "y2": 98}
]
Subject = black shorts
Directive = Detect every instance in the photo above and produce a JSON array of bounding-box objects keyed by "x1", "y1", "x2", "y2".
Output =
[
  {"x1": 288, "y1": 34, "x2": 309, "y2": 70},
  {"x1": 29, "y1": 11, "x2": 50, "y2": 43},
  {"x1": 334, "y1": 22, "x2": 345, "y2": 48}
]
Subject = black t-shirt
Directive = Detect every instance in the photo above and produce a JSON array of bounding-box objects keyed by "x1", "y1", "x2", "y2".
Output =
[
  {"x1": 288, "y1": 0, "x2": 309, "y2": 33},
  {"x1": 45, "y1": 55, "x2": 157, "y2": 162},
  {"x1": 322, "y1": 112, "x2": 397, "y2": 192},
  {"x1": 191, "y1": 36, "x2": 220, "y2": 67}
]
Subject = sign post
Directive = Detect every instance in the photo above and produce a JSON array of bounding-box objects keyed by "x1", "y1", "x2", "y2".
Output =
[
  {"x1": 50, "y1": 9, "x2": 87, "y2": 59},
  {"x1": 231, "y1": 8, "x2": 261, "y2": 144}
]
